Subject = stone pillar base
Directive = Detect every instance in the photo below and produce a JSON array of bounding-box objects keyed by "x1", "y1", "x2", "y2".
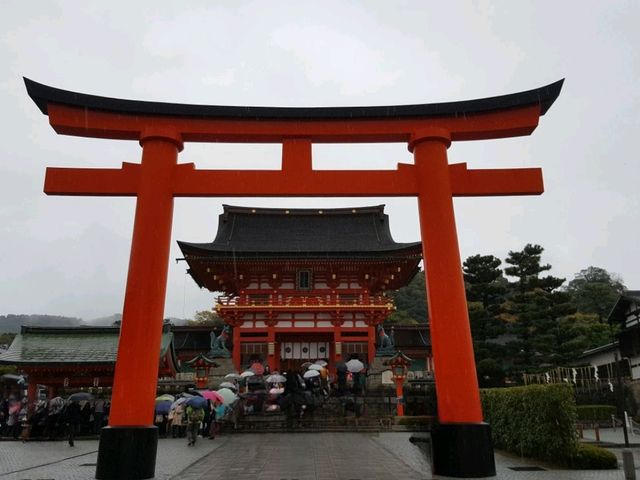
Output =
[
  {"x1": 208, "y1": 357, "x2": 236, "y2": 388},
  {"x1": 431, "y1": 422, "x2": 496, "y2": 478},
  {"x1": 95, "y1": 426, "x2": 158, "y2": 479}
]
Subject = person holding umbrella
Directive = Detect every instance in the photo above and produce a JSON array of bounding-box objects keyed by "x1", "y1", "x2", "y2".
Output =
[
  {"x1": 185, "y1": 397, "x2": 206, "y2": 446},
  {"x1": 336, "y1": 361, "x2": 348, "y2": 396},
  {"x1": 63, "y1": 400, "x2": 82, "y2": 447}
]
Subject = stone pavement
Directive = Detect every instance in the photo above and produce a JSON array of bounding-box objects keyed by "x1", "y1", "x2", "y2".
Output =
[
  {"x1": 0, "y1": 432, "x2": 638, "y2": 480},
  {"x1": 0, "y1": 437, "x2": 220, "y2": 480}
]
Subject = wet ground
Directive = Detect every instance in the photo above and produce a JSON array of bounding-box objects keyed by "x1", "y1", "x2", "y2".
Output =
[{"x1": 0, "y1": 430, "x2": 639, "y2": 479}]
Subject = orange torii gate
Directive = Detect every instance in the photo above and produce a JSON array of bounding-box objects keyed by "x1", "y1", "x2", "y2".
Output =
[{"x1": 25, "y1": 78, "x2": 562, "y2": 479}]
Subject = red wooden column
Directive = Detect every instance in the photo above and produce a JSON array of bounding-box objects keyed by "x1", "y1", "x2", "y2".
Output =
[
  {"x1": 410, "y1": 129, "x2": 482, "y2": 424},
  {"x1": 27, "y1": 381, "x2": 37, "y2": 412},
  {"x1": 367, "y1": 325, "x2": 376, "y2": 365},
  {"x1": 232, "y1": 327, "x2": 241, "y2": 372},
  {"x1": 108, "y1": 131, "x2": 181, "y2": 426}
]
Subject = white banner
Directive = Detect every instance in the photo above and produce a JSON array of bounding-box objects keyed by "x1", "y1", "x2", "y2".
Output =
[{"x1": 280, "y1": 342, "x2": 330, "y2": 359}]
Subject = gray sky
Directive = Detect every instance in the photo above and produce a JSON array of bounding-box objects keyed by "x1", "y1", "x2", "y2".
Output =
[{"x1": 1, "y1": 1, "x2": 638, "y2": 320}]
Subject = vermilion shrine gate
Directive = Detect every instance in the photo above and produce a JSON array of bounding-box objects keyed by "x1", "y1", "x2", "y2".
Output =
[{"x1": 24, "y1": 77, "x2": 563, "y2": 479}]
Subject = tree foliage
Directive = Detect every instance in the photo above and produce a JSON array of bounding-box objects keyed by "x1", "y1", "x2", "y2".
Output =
[
  {"x1": 386, "y1": 270, "x2": 427, "y2": 324},
  {"x1": 565, "y1": 266, "x2": 626, "y2": 321},
  {"x1": 0, "y1": 333, "x2": 16, "y2": 346},
  {"x1": 382, "y1": 244, "x2": 623, "y2": 384},
  {"x1": 187, "y1": 310, "x2": 224, "y2": 327}
]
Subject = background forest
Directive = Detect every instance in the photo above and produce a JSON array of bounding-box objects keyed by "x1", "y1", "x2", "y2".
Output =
[{"x1": 386, "y1": 244, "x2": 626, "y2": 386}]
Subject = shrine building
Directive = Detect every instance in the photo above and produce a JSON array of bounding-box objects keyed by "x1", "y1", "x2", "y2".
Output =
[
  {"x1": 178, "y1": 205, "x2": 422, "y2": 373},
  {"x1": 0, "y1": 324, "x2": 178, "y2": 405}
]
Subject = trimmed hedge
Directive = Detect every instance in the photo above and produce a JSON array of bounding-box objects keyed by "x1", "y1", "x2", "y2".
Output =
[
  {"x1": 569, "y1": 443, "x2": 618, "y2": 469},
  {"x1": 481, "y1": 384, "x2": 616, "y2": 469},
  {"x1": 576, "y1": 405, "x2": 616, "y2": 422},
  {"x1": 481, "y1": 384, "x2": 578, "y2": 463}
]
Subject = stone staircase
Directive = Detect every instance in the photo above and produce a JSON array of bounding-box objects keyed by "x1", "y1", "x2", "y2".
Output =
[{"x1": 223, "y1": 395, "x2": 433, "y2": 434}]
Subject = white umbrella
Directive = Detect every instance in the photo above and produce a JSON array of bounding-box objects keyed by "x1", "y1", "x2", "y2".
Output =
[
  {"x1": 224, "y1": 373, "x2": 241, "y2": 380},
  {"x1": 308, "y1": 364, "x2": 323, "y2": 371},
  {"x1": 219, "y1": 381, "x2": 238, "y2": 391},
  {"x1": 265, "y1": 374, "x2": 287, "y2": 384},
  {"x1": 240, "y1": 370, "x2": 256, "y2": 378},
  {"x1": 170, "y1": 397, "x2": 188, "y2": 409},
  {"x1": 303, "y1": 369, "x2": 320, "y2": 378},
  {"x1": 216, "y1": 388, "x2": 237, "y2": 405},
  {"x1": 314, "y1": 360, "x2": 328, "y2": 367},
  {"x1": 346, "y1": 359, "x2": 364, "y2": 373}
]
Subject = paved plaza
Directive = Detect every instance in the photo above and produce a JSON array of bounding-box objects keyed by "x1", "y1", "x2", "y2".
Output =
[{"x1": 1, "y1": 431, "x2": 639, "y2": 480}]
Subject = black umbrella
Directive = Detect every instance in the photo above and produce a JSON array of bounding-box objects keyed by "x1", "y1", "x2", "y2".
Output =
[
  {"x1": 68, "y1": 392, "x2": 94, "y2": 402},
  {"x1": 336, "y1": 361, "x2": 347, "y2": 373}
]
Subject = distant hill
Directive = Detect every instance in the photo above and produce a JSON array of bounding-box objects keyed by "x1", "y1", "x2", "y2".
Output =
[
  {"x1": 0, "y1": 313, "x2": 193, "y2": 333},
  {"x1": 84, "y1": 313, "x2": 122, "y2": 326},
  {"x1": 0, "y1": 314, "x2": 84, "y2": 333},
  {"x1": 87, "y1": 314, "x2": 191, "y2": 326}
]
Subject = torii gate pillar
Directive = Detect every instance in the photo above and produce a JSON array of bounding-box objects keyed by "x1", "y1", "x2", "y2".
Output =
[
  {"x1": 413, "y1": 131, "x2": 493, "y2": 475},
  {"x1": 24, "y1": 77, "x2": 563, "y2": 479}
]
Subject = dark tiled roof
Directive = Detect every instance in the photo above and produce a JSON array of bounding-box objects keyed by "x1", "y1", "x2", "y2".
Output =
[
  {"x1": 173, "y1": 329, "x2": 213, "y2": 351},
  {"x1": 25, "y1": 78, "x2": 564, "y2": 119},
  {"x1": 392, "y1": 325, "x2": 431, "y2": 348},
  {"x1": 607, "y1": 290, "x2": 640, "y2": 325},
  {"x1": 0, "y1": 326, "x2": 174, "y2": 365},
  {"x1": 178, "y1": 205, "x2": 421, "y2": 257},
  {"x1": 624, "y1": 290, "x2": 640, "y2": 301}
]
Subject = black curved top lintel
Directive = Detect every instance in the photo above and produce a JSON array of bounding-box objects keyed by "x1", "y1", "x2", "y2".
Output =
[{"x1": 24, "y1": 77, "x2": 564, "y2": 120}]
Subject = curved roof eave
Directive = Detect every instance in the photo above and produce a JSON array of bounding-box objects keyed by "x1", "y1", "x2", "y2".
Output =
[
  {"x1": 177, "y1": 240, "x2": 423, "y2": 256},
  {"x1": 24, "y1": 77, "x2": 564, "y2": 120}
]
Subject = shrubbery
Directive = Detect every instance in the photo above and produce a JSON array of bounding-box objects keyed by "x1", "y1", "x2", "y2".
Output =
[
  {"x1": 568, "y1": 443, "x2": 618, "y2": 469},
  {"x1": 481, "y1": 384, "x2": 616, "y2": 469},
  {"x1": 575, "y1": 405, "x2": 616, "y2": 422}
]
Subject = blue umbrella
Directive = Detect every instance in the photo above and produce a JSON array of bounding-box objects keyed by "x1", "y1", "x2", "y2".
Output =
[
  {"x1": 155, "y1": 400, "x2": 172, "y2": 414},
  {"x1": 186, "y1": 396, "x2": 208, "y2": 409}
]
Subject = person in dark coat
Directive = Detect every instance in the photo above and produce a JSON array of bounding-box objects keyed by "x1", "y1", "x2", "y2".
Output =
[
  {"x1": 64, "y1": 400, "x2": 82, "y2": 447},
  {"x1": 80, "y1": 402, "x2": 91, "y2": 435}
]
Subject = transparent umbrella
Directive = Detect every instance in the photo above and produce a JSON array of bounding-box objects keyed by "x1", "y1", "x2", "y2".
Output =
[
  {"x1": 346, "y1": 359, "x2": 364, "y2": 373},
  {"x1": 265, "y1": 374, "x2": 287, "y2": 384}
]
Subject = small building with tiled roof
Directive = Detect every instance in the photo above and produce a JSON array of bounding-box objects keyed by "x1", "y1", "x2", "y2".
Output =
[
  {"x1": 608, "y1": 290, "x2": 640, "y2": 379},
  {"x1": 0, "y1": 324, "x2": 178, "y2": 405}
]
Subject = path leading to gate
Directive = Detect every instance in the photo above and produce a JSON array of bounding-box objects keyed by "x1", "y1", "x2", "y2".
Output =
[{"x1": 1, "y1": 431, "x2": 639, "y2": 479}]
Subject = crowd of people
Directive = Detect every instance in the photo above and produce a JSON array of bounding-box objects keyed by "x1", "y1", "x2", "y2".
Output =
[
  {"x1": 154, "y1": 394, "x2": 231, "y2": 446},
  {"x1": 0, "y1": 393, "x2": 110, "y2": 444},
  {"x1": 0, "y1": 358, "x2": 368, "y2": 445}
]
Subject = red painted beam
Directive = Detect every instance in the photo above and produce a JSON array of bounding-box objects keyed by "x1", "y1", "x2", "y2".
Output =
[
  {"x1": 44, "y1": 163, "x2": 140, "y2": 196},
  {"x1": 44, "y1": 163, "x2": 542, "y2": 197},
  {"x1": 45, "y1": 103, "x2": 542, "y2": 144}
]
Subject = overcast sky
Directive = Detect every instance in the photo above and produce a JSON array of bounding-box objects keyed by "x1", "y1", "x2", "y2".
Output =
[{"x1": 1, "y1": 1, "x2": 638, "y2": 320}]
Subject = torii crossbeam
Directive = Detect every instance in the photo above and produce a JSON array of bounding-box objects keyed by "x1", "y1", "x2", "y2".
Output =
[{"x1": 25, "y1": 77, "x2": 563, "y2": 479}]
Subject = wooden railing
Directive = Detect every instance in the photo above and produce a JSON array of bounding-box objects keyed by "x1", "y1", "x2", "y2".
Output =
[{"x1": 217, "y1": 293, "x2": 392, "y2": 308}]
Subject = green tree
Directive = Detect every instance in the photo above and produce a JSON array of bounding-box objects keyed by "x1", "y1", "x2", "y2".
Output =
[
  {"x1": 386, "y1": 270, "x2": 428, "y2": 324},
  {"x1": 0, "y1": 333, "x2": 16, "y2": 346},
  {"x1": 187, "y1": 310, "x2": 224, "y2": 327},
  {"x1": 504, "y1": 244, "x2": 564, "y2": 293},
  {"x1": 463, "y1": 254, "x2": 507, "y2": 308},
  {"x1": 565, "y1": 266, "x2": 626, "y2": 322},
  {"x1": 503, "y1": 244, "x2": 574, "y2": 372},
  {"x1": 554, "y1": 312, "x2": 616, "y2": 363},
  {"x1": 463, "y1": 254, "x2": 508, "y2": 342}
]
